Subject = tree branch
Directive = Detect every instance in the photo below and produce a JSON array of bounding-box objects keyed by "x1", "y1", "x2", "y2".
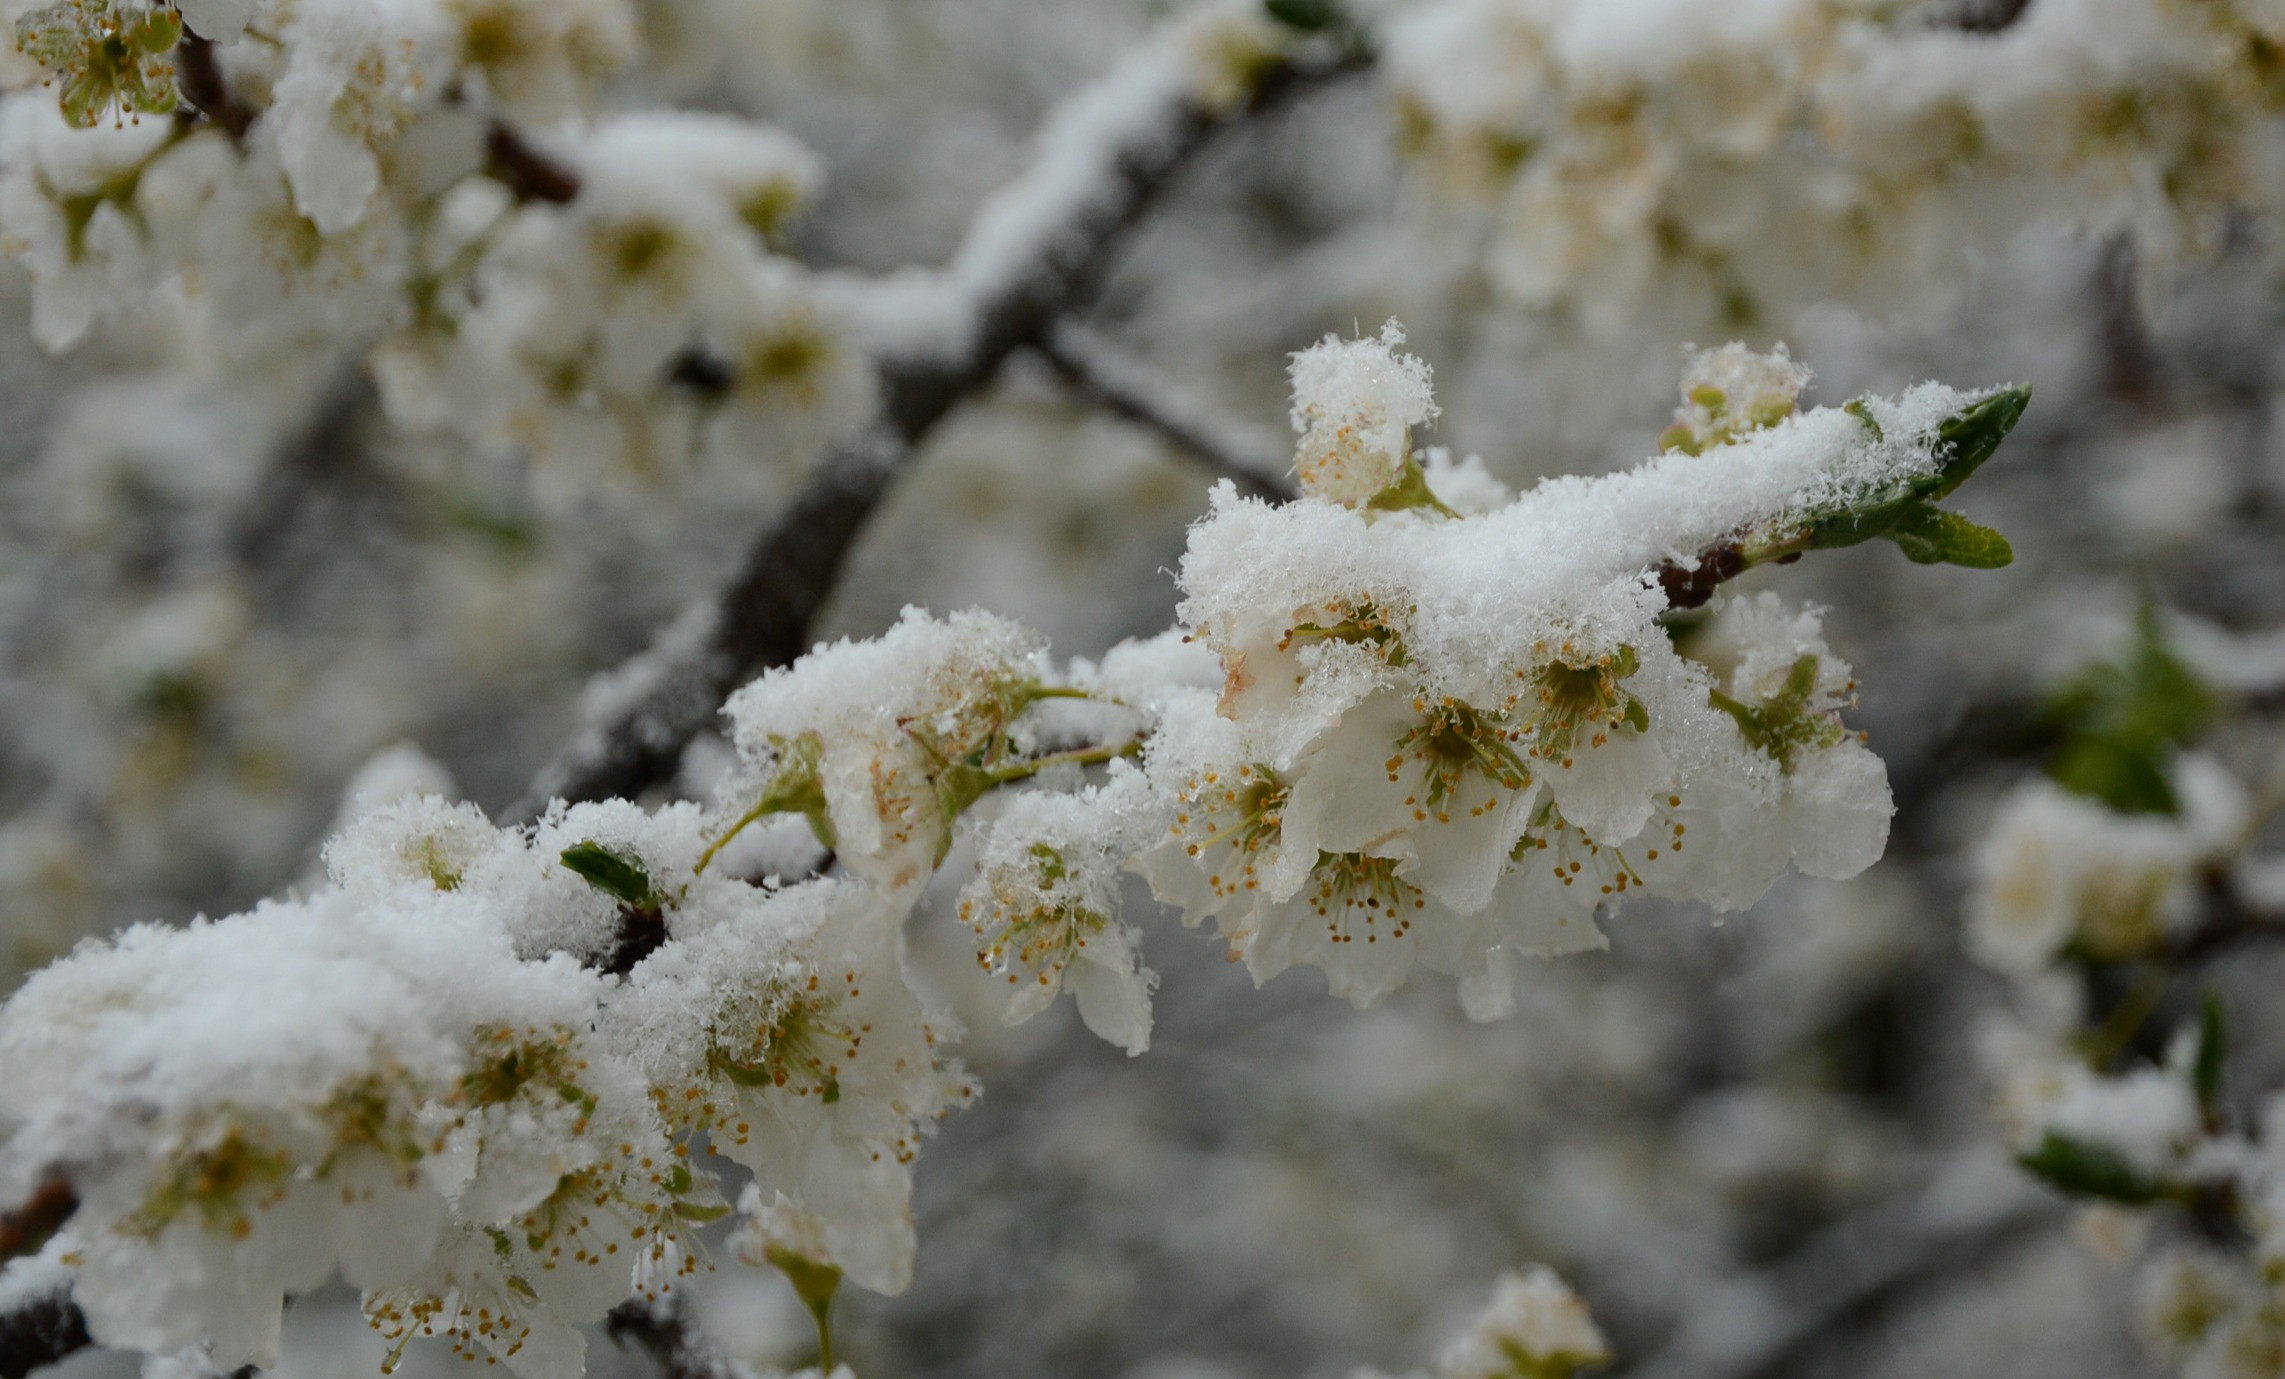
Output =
[
  {"x1": 504, "y1": 45, "x2": 1366, "y2": 824},
  {"x1": 1616, "y1": 1155, "x2": 2061, "y2": 1379},
  {"x1": 0, "y1": 1181, "x2": 73, "y2": 1266},
  {"x1": 485, "y1": 124, "x2": 582, "y2": 206},
  {"x1": 175, "y1": 35, "x2": 254, "y2": 144},
  {"x1": 605, "y1": 1299, "x2": 756, "y2": 1379},
  {"x1": 0, "y1": 1295, "x2": 89, "y2": 1379},
  {"x1": 1035, "y1": 322, "x2": 1294, "y2": 501}
]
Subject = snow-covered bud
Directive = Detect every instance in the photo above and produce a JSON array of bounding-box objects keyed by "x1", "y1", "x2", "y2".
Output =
[
  {"x1": 1288, "y1": 320, "x2": 1443, "y2": 510},
  {"x1": 1435, "y1": 1267, "x2": 1611, "y2": 1379},
  {"x1": 1659, "y1": 343, "x2": 1812, "y2": 455}
]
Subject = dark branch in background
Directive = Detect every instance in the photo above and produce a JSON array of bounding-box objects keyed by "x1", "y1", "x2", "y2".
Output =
[
  {"x1": 229, "y1": 370, "x2": 379, "y2": 567},
  {"x1": 606, "y1": 1299, "x2": 751, "y2": 1379},
  {"x1": 1619, "y1": 1161, "x2": 2061, "y2": 1379},
  {"x1": 486, "y1": 124, "x2": 582, "y2": 205},
  {"x1": 1949, "y1": 0, "x2": 2036, "y2": 32},
  {"x1": 0, "y1": 1177, "x2": 87, "y2": 1379},
  {"x1": 504, "y1": 49, "x2": 1367, "y2": 824},
  {"x1": 175, "y1": 34, "x2": 254, "y2": 143},
  {"x1": 0, "y1": 1179, "x2": 74, "y2": 1265},
  {"x1": 1035, "y1": 322, "x2": 1295, "y2": 501},
  {"x1": 0, "y1": 1295, "x2": 88, "y2": 1379}
]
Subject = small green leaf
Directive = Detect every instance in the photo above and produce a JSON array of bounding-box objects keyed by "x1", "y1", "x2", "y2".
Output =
[
  {"x1": 1922, "y1": 384, "x2": 2031, "y2": 501},
  {"x1": 2016, "y1": 1129, "x2": 2164, "y2": 1204},
  {"x1": 2049, "y1": 735, "x2": 2178, "y2": 816},
  {"x1": 1885, "y1": 504, "x2": 2014, "y2": 568},
  {"x1": 2044, "y1": 610, "x2": 2215, "y2": 816},
  {"x1": 560, "y1": 841, "x2": 660, "y2": 908},
  {"x1": 1843, "y1": 397, "x2": 1885, "y2": 440},
  {"x1": 1264, "y1": 0, "x2": 1339, "y2": 28},
  {"x1": 2195, "y1": 991, "x2": 2227, "y2": 1129},
  {"x1": 1801, "y1": 483, "x2": 1918, "y2": 551}
]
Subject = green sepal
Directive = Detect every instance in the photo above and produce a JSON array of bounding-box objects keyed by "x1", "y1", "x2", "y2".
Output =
[
  {"x1": 1364, "y1": 455, "x2": 1461, "y2": 519},
  {"x1": 560, "y1": 841, "x2": 661, "y2": 909},
  {"x1": 1621, "y1": 697, "x2": 1651, "y2": 735},
  {"x1": 1885, "y1": 504, "x2": 2014, "y2": 568},
  {"x1": 934, "y1": 763, "x2": 996, "y2": 851},
  {"x1": 1921, "y1": 384, "x2": 2032, "y2": 502},
  {"x1": 672, "y1": 1200, "x2": 732, "y2": 1223},
  {"x1": 757, "y1": 732, "x2": 837, "y2": 852},
  {"x1": 2015, "y1": 1129, "x2": 2165, "y2": 1204}
]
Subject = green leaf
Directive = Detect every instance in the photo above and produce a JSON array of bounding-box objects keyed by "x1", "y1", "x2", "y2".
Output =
[
  {"x1": 2195, "y1": 991, "x2": 2227, "y2": 1129},
  {"x1": 2044, "y1": 609, "x2": 2216, "y2": 815},
  {"x1": 1364, "y1": 454, "x2": 1462, "y2": 519},
  {"x1": 1922, "y1": 384, "x2": 2032, "y2": 502},
  {"x1": 559, "y1": 841, "x2": 660, "y2": 908},
  {"x1": 1800, "y1": 483, "x2": 1918, "y2": 551},
  {"x1": 1264, "y1": 0, "x2": 1339, "y2": 28},
  {"x1": 1885, "y1": 504, "x2": 2014, "y2": 568},
  {"x1": 2049, "y1": 735, "x2": 2178, "y2": 815},
  {"x1": 2016, "y1": 1129, "x2": 2165, "y2": 1204}
]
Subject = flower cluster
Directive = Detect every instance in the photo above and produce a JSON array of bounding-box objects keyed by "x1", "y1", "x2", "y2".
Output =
[
  {"x1": 1382, "y1": 0, "x2": 2285, "y2": 336},
  {"x1": 0, "y1": 323, "x2": 2026, "y2": 1378},
  {"x1": 0, "y1": 792, "x2": 967, "y2": 1378},
  {"x1": 1961, "y1": 615, "x2": 2285, "y2": 1378},
  {"x1": 0, "y1": 0, "x2": 869, "y2": 490}
]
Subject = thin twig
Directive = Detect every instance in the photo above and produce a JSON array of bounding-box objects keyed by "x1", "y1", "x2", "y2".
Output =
[
  {"x1": 504, "y1": 48, "x2": 1368, "y2": 824},
  {"x1": 1036, "y1": 322, "x2": 1294, "y2": 501}
]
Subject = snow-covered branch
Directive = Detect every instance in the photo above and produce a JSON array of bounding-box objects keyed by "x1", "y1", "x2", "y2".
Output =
[
  {"x1": 506, "y1": 33, "x2": 1365, "y2": 823},
  {"x1": 1036, "y1": 321, "x2": 1294, "y2": 501}
]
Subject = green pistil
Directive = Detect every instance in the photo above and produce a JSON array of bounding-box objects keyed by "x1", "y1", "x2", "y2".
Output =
[
  {"x1": 1707, "y1": 654, "x2": 1847, "y2": 774},
  {"x1": 129, "y1": 1127, "x2": 292, "y2": 1239},
  {"x1": 1308, "y1": 851, "x2": 1427, "y2": 938},
  {"x1": 1523, "y1": 645, "x2": 1650, "y2": 764},
  {"x1": 1394, "y1": 697, "x2": 1531, "y2": 813}
]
